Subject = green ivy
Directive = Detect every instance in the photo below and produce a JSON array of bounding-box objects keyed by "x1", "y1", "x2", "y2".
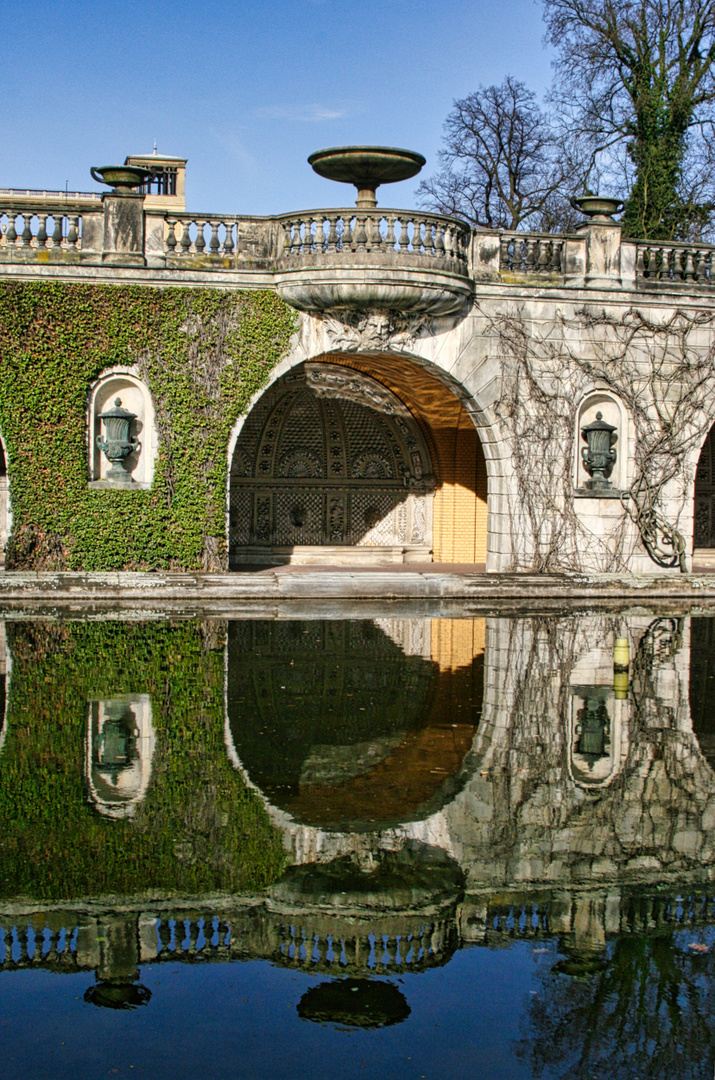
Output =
[
  {"x1": 0, "y1": 282, "x2": 297, "y2": 570},
  {"x1": 0, "y1": 620, "x2": 286, "y2": 900}
]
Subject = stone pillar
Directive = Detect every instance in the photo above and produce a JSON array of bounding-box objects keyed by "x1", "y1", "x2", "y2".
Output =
[
  {"x1": 578, "y1": 220, "x2": 622, "y2": 287},
  {"x1": 100, "y1": 192, "x2": 146, "y2": 267}
]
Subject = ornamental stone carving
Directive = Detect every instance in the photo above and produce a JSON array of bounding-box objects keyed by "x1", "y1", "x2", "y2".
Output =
[{"x1": 323, "y1": 309, "x2": 433, "y2": 353}]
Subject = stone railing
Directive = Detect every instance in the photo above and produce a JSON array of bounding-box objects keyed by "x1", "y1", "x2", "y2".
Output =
[
  {"x1": 160, "y1": 212, "x2": 275, "y2": 267},
  {"x1": 499, "y1": 231, "x2": 565, "y2": 275},
  {"x1": 636, "y1": 240, "x2": 715, "y2": 286},
  {"x1": 276, "y1": 208, "x2": 470, "y2": 271},
  {"x1": 0, "y1": 205, "x2": 84, "y2": 258}
]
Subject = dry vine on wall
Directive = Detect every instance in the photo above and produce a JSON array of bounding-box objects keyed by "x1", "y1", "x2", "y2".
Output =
[{"x1": 487, "y1": 304, "x2": 715, "y2": 572}]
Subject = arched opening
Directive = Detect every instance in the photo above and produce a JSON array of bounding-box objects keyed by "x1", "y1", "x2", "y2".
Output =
[
  {"x1": 228, "y1": 356, "x2": 488, "y2": 567},
  {"x1": 694, "y1": 423, "x2": 715, "y2": 551},
  {"x1": 0, "y1": 438, "x2": 9, "y2": 565}
]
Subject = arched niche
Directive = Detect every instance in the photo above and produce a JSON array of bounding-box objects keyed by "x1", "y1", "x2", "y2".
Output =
[
  {"x1": 88, "y1": 370, "x2": 157, "y2": 488},
  {"x1": 694, "y1": 422, "x2": 715, "y2": 549},
  {"x1": 85, "y1": 694, "x2": 155, "y2": 819},
  {"x1": 574, "y1": 391, "x2": 629, "y2": 495},
  {"x1": 229, "y1": 362, "x2": 436, "y2": 565}
]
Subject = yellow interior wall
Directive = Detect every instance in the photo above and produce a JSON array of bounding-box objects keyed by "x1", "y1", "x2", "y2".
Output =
[{"x1": 316, "y1": 353, "x2": 488, "y2": 564}]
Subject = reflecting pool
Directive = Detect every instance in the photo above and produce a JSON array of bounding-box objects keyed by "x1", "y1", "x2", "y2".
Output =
[{"x1": 1, "y1": 612, "x2": 715, "y2": 1079}]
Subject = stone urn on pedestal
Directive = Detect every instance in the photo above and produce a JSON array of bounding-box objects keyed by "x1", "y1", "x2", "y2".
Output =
[
  {"x1": 96, "y1": 397, "x2": 139, "y2": 485},
  {"x1": 578, "y1": 411, "x2": 618, "y2": 496}
]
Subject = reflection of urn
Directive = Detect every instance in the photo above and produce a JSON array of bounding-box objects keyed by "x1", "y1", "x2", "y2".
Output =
[
  {"x1": 574, "y1": 689, "x2": 611, "y2": 767},
  {"x1": 580, "y1": 411, "x2": 617, "y2": 493},
  {"x1": 96, "y1": 397, "x2": 139, "y2": 484}
]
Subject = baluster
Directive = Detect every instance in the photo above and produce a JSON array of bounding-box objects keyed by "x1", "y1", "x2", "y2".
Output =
[
  {"x1": 699, "y1": 247, "x2": 711, "y2": 284},
  {"x1": 672, "y1": 247, "x2": 685, "y2": 280},
  {"x1": 411, "y1": 218, "x2": 423, "y2": 253},
  {"x1": 683, "y1": 247, "x2": 696, "y2": 281},
  {"x1": 326, "y1": 215, "x2": 338, "y2": 252},
  {"x1": 384, "y1": 214, "x2": 396, "y2": 251},
  {"x1": 224, "y1": 220, "x2": 235, "y2": 257},
  {"x1": 657, "y1": 246, "x2": 669, "y2": 280},
  {"x1": 635, "y1": 244, "x2": 647, "y2": 277},
  {"x1": 537, "y1": 238, "x2": 550, "y2": 272},
  {"x1": 313, "y1": 217, "x2": 324, "y2": 253},
  {"x1": 647, "y1": 245, "x2": 660, "y2": 279},
  {"x1": 179, "y1": 220, "x2": 192, "y2": 255},
  {"x1": 165, "y1": 217, "x2": 178, "y2": 254},
  {"x1": 20, "y1": 215, "x2": 32, "y2": 247},
  {"x1": 525, "y1": 237, "x2": 537, "y2": 272},
  {"x1": 434, "y1": 222, "x2": 445, "y2": 257},
  {"x1": 691, "y1": 246, "x2": 703, "y2": 282},
  {"x1": 367, "y1": 213, "x2": 382, "y2": 251},
  {"x1": 5, "y1": 213, "x2": 17, "y2": 246},
  {"x1": 68, "y1": 215, "x2": 80, "y2": 247},
  {"x1": 208, "y1": 220, "x2": 221, "y2": 254},
  {"x1": 499, "y1": 234, "x2": 511, "y2": 270},
  {"x1": 194, "y1": 219, "x2": 206, "y2": 254},
  {"x1": 353, "y1": 215, "x2": 368, "y2": 251},
  {"x1": 51, "y1": 215, "x2": 63, "y2": 247},
  {"x1": 551, "y1": 239, "x2": 562, "y2": 272},
  {"x1": 337, "y1": 215, "x2": 349, "y2": 250},
  {"x1": 36, "y1": 214, "x2": 48, "y2": 249},
  {"x1": 395, "y1": 218, "x2": 406, "y2": 252}
]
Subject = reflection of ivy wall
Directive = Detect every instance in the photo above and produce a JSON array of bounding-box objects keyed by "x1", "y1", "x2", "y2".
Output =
[
  {"x1": 0, "y1": 621, "x2": 286, "y2": 901},
  {"x1": 0, "y1": 282, "x2": 296, "y2": 570}
]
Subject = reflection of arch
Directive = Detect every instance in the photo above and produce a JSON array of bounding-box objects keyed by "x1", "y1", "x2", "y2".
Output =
[
  {"x1": 88, "y1": 370, "x2": 157, "y2": 487},
  {"x1": 689, "y1": 617, "x2": 715, "y2": 768},
  {"x1": 229, "y1": 363, "x2": 436, "y2": 565},
  {"x1": 694, "y1": 423, "x2": 715, "y2": 548},
  {"x1": 224, "y1": 618, "x2": 482, "y2": 831},
  {"x1": 85, "y1": 694, "x2": 155, "y2": 818}
]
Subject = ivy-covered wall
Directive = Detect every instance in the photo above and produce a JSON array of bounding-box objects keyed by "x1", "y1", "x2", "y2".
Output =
[
  {"x1": 0, "y1": 620, "x2": 286, "y2": 900},
  {"x1": 0, "y1": 282, "x2": 296, "y2": 570}
]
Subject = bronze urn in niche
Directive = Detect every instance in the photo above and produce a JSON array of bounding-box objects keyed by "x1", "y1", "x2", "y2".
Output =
[{"x1": 578, "y1": 411, "x2": 618, "y2": 496}]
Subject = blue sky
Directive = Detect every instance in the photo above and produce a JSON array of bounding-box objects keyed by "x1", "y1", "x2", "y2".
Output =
[{"x1": 3, "y1": 0, "x2": 554, "y2": 214}]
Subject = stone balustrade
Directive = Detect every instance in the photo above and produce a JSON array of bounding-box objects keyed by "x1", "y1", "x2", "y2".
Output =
[
  {"x1": 0, "y1": 205, "x2": 83, "y2": 259},
  {"x1": 276, "y1": 209, "x2": 469, "y2": 271},
  {"x1": 636, "y1": 240, "x2": 715, "y2": 286},
  {"x1": 160, "y1": 213, "x2": 275, "y2": 266},
  {"x1": 499, "y1": 231, "x2": 565, "y2": 275},
  {"x1": 164, "y1": 214, "x2": 239, "y2": 259}
]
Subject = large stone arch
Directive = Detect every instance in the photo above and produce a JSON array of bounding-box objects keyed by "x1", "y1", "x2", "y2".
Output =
[
  {"x1": 226, "y1": 321, "x2": 500, "y2": 566},
  {"x1": 694, "y1": 420, "x2": 715, "y2": 550},
  {"x1": 229, "y1": 362, "x2": 436, "y2": 565}
]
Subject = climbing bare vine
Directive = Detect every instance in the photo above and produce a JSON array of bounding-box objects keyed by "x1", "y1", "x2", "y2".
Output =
[{"x1": 485, "y1": 303, "x2": 715, "y2": 572}]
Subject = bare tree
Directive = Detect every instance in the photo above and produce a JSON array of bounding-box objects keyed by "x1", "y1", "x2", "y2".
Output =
[
  {"x1": 544, "y1": 0, "x2": 715, "y2": 240},
  {"x1": 417, "y1": 77, "x2": 577, "y2": 231}
]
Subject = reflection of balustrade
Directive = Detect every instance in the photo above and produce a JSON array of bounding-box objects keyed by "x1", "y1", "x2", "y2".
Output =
[
  {"x1": 274, "y1": 919, "x2": 455, "y2": 975},
  {"x1": 499, "y1": 232, "x2": 565, "y2": 275},
  {"x1": 277, "y1": 209, "x2": 469, "y2": 271},
  {"x1": 636, "y1": 241, "x2": 715, "y2": 286},
  {"x1": 0, "y1": 207, "x2": 83, "y2": 256}
]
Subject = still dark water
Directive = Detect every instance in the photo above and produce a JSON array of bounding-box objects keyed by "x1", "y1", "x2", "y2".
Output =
[{"x1": 1, "y1": 612, "x2": 715, "y2": 1079}]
